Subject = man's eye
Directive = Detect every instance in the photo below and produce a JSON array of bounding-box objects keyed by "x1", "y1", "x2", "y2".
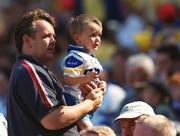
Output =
[{"x1": 129, "y1": 123, "x2": 135, "y2": 127}]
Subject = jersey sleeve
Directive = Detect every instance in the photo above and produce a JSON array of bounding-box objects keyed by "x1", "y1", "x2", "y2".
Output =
[{"x1": 62, "y1": 53, "x2": 84, "y2": 76}]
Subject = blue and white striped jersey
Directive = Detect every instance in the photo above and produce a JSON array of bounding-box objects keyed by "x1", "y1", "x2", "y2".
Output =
[{"x1": 61, "y1": 44, "x2": 103, "y2": 98}]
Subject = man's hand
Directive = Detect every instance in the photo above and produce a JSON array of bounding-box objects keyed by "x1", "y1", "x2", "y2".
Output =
[
  {"x1": 85, "y1": 86, "x2": 103, "y2": 109},
  {"x1": 80, "y1": 81, "x2": 97, "y2": 98},
  {"x1": 97, "y1": 81, "x2": 106, "y2": 93},
  {"x1": 79, "y1": 81, "x2": 106, "y2": 109}
]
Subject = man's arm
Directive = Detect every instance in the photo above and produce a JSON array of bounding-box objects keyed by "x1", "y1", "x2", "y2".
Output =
[{"x1": 41, "y1": 86, "x2": 103, "y2": 130}]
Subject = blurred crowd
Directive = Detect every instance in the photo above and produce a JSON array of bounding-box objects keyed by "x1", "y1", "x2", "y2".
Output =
[{"x1": 1, "y1": 0, "x2": 180, "y2": 135}]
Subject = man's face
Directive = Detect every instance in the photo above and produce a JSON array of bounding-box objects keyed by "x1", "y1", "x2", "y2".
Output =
[
  {"x1": 118, "y1": 118, "x2": 138, "y2": 136},
  {"x1": 28, "y1": 20, "x2": 56, "y2": 63}
]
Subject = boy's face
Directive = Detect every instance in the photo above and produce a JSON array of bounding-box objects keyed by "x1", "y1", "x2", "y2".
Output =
[{"x1": 76, "y1": 23, "x2": 102, "y2": 52}]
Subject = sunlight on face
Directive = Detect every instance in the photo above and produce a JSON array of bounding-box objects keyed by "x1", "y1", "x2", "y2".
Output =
[
  {"x1": 119, "y1": 118, "x2": 138, "y2": 136},
  {"x1": 78, "y1": 22, "x2": 102, "y2": 52},
  {"x1": 30, "y1": 20, "x2": 56, "y2": 63}
]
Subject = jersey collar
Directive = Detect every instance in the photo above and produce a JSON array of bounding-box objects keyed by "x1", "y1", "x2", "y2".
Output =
[{"x1": 67, "y1": 44, "x2": 95, "y2": 57}]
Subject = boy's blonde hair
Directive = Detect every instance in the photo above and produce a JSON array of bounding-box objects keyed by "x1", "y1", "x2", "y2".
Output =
[{"x1": 69, "y1": 14, "x2": 102, "y2": 38}]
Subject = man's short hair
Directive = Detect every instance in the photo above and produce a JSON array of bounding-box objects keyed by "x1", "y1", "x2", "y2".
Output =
[
  {"x1": 134, "y1": 115, "x2": 176, "y2": 136},
  {"x1": 14, "y1": 8, "x2": 55, "y2": 53}
]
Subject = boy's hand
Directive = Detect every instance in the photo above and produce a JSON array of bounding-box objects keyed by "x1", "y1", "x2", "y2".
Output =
[
  {"x1": 79, "y1": 80, "x2": 106, "y2": 98},
  {"x1": 84, "y1": 71, "x2": 98, "y2": 83},
  {"x1": 97, "y1": 81, "x2": 106, "y2": 93}
]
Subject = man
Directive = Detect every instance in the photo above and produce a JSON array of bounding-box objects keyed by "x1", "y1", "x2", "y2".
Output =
[
  {"x1": 133, "y1": 115, "x2": 176, "y2": 136},
  {"x1": 7, "y1": 9, "x2": 105, "y2": 136},
  {"x1": 113, "y1": 101, "x2": 155, "y2": 136}
]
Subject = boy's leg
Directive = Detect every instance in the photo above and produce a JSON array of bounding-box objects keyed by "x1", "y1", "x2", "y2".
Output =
[{"x1": 77, "y1": 112, "x2": 93, "y2": 130}]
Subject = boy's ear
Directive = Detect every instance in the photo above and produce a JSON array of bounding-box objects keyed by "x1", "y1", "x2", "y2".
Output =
[{"x1": 73, "y1": 33, "x2": 81, "y2": 44}]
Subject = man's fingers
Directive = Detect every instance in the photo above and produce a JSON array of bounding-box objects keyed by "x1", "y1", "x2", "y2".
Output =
[
  {"x1": 87, "y1": 81, "x2": 97, "y2": 89},
  {"x1": 79, "y1": 83, "x2": 89, "y2": 97}
]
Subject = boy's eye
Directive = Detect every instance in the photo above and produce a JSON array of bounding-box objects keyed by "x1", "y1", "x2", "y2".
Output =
[
  {"x1": 91, "y1": 33, "x2": 97, "y2": 37},
  {"x1": 91, "y1": 33, "x2": 101, "y2": 37}
]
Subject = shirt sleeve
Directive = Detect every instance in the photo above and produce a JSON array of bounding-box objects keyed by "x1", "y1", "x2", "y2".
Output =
[
  {"x1": 15, "y1": 65, "x2": 58, "y2": 121},
  {"x1": 62, "y1": 53, "x2": 84, "y2": 76}
]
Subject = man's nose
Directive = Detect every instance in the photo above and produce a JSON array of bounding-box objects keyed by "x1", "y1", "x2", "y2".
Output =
[{"x1": 50, "y1": 36, "x2": 56, "y2": 44}]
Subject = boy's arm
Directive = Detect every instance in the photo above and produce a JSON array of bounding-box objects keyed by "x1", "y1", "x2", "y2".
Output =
[
  {"x1": 63, "y1": 71, "x2": 98, "y2": 86},
  {"x1": 63, "y1": 75, "x2": 88, "y2": 86}
]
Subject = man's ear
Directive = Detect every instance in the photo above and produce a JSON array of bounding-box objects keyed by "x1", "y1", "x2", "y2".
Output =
[{"x1": 22, "y1": 34, "x2": 32, "y2": 48}]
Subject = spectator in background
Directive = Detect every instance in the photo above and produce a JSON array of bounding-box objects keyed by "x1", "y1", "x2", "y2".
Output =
[
  {"x1": 169, "y1": 72, "x2": 180, "y2": 122},
  {"x1": 0, "y1": 113, "x2": 7, "y2": 136},
  {"x1": 0, "y1": 49, "x2": 15, "y2": 76},
  {"x1": 115, "y1": 1, "x2": 147, "y2": 53},
  {"x1": 113, "y1": 101, "x2": 155, "y2": 136},
  {"x1": 102, "y1": 0, "x2": 124, "y2": 41},
  {"x1": 134, "y1": 80, "x2": 177, "y2": 121},
  {"x1": 110, "y1": 47, "x2": 132, "y2": 86},
  {"x1": 80, "y1": 125, "x2": 116, "y2": 136},
  {"x1": 0, "y1": 69, "x2": 9, "y2": 117},
  {"x1": 155, "y1": 44, "x2": 180, "y2": 84},
  {"x1": 121, "y1": 53, "x2": 155, "y2": 107},
  {"x1": 133, "y1": 115, "x2": 176, "y2": 136},
  {"x1": 153, "y1": 2, "x2": 180, "y2": 47},
  {"x1": 103, "y1": 0, "x2": 124, "y2": 23},
  {"x1": 125, "y1": 53, "x2": 155, "y2": 95}
]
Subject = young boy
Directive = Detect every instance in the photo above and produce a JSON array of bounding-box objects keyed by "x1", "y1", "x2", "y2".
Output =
[{"x1": 61, "y1": 14, "x2": 104, "y2": 130}]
